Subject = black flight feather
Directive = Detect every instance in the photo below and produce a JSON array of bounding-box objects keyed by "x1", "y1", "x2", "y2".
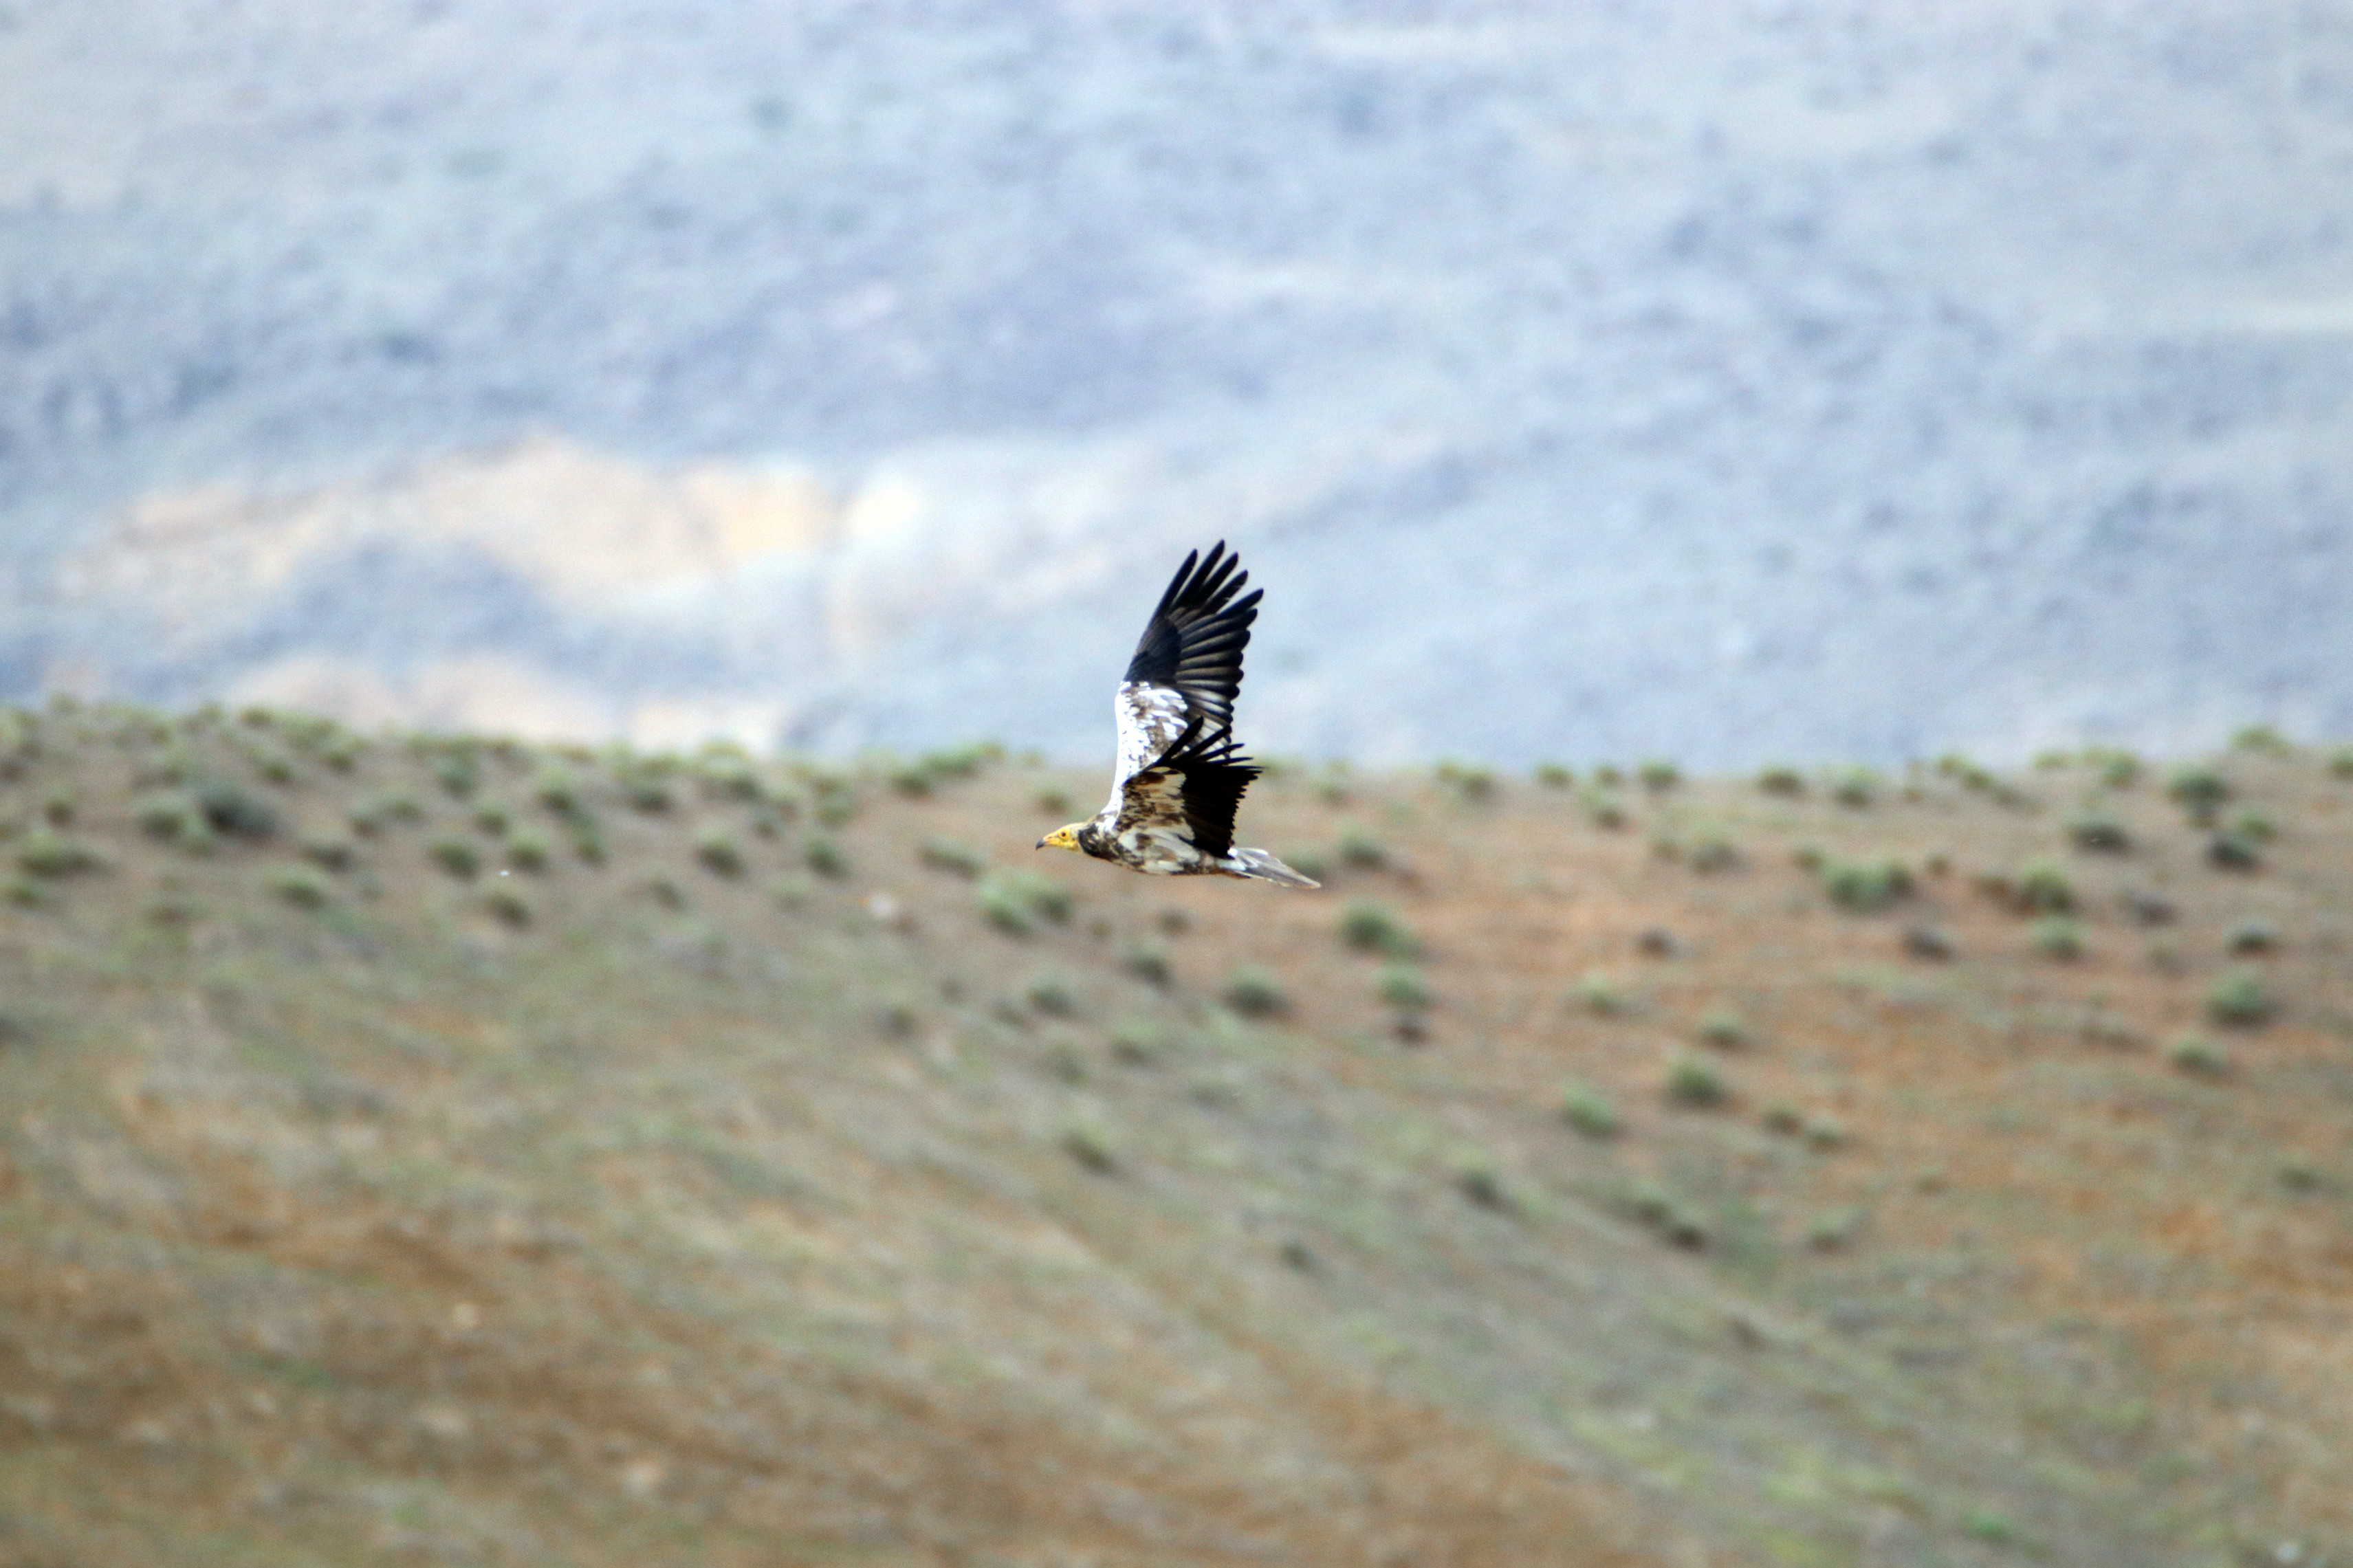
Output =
[
  {"x1": 1135, "y1": 714, "x2": 1260, "y2": 859},
  {"x1": 1122, "y1": 542, "x2": 1263, "y2": 731}
]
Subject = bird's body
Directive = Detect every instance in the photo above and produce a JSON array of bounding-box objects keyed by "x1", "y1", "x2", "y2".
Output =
[{"x1": 1038, "y1": 544, "x2": 1317, "y2": 888}]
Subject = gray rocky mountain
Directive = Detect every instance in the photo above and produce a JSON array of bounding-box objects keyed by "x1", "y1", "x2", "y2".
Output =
[{"x1": 4, "y1": 0, "x2": 2350, "y2": 763}]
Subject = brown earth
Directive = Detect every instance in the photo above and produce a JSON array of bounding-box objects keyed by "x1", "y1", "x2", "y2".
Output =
[{"x1": 0, "y1": 707, "x2": 2347, "y2": 1566}]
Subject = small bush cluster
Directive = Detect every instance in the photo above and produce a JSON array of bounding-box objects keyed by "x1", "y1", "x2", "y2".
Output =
[
  {"x1": 1665, "y1": 1054, "x2": 1727, "y2": 1108},
  {"x1": 1221, "y1": 966, "x2": 1289, "y2": 1018},
  {"x1": 694, "y1": 829, "x2": 746, "y2": 878},
  {"x1": 1335, "y1": 828, "x2": 1388, "y2": 870},
  {"x1": 2207, "y1": 971, "x2": 2274, "y2": 1027},
  {"x1": 2166, "y1": 765, "x2": 2229, "y2": 822},
  {"x1": 2065, "y1": 809, "x2": 2131, "y2": 853},
  {"x1": 1339, "y1": 901, "x2": 1419, "y2": 958},
  {"x1": 1822, "y1": 857, "x2": 1911, "y2": 913},
  {"x1": 804, "y1": 834, "x2": 849, "y2": 878},
  {"x1": 1614, "y1": 1181, "x2": 1709, "y2": 1250},
  {"x1": 1377, "y1": 963, "x2": 1432, "y2": 1011},
  {"x1": 977, "y1": 870, "x2": 1073, "y2": 935},
  {"x1": 1562, "y1": 1083, "x2": 1621, "y2": 1139},
  {"x1": 428, "y1": 837, "x2": 481, "y2": 879},
  {"x1": 2030, "y1": 916, "x2": 2085, "y2": 961},
  {"x1": 265, "y1": 865, "x2": 333, "y2": 909}
]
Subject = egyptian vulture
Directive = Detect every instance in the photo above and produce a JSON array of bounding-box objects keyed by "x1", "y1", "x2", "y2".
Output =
[{"x1": 1037, "y1": 543, "x2": 1318, "y2": 887}]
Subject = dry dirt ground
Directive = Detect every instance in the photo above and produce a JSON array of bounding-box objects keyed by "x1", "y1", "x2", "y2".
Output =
[{"x1": 0, "y1": 706, "x2": 2347, "y2": 1567}]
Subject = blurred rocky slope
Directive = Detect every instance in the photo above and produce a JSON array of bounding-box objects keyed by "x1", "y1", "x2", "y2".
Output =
[{"x1": 5, "y1": 0, "x2": 2352, "y2": 762}]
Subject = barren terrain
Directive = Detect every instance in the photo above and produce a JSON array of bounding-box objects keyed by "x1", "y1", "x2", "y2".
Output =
[{"x1": 1, "y1": 705, "x2": 2348, "y2": 1565}]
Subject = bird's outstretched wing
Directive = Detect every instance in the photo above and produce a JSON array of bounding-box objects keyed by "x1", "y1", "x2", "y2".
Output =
[
  {"x1": 1114, "y1": 715, "x2": 1262, "y2": 861},
  {"x1": 1110, "y1": 542, "x2": 1262, "y2": 791}
]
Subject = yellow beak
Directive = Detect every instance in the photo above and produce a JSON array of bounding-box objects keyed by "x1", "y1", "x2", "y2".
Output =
[{"x1": 1038, "y1": 826, "x2": 1081, "y2": 852}]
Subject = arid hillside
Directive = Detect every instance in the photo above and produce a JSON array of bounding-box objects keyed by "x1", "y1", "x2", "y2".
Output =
[{"x1": 0, "y1": 705, "x2": 2348, "y2": 1566}]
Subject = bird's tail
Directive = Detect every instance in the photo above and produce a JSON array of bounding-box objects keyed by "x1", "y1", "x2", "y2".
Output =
[{"x1": 1226, "y1": 848, "x2": 1321, "y2": 889}]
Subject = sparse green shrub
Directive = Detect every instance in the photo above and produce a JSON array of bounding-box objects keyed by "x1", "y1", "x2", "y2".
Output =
[
  {"x1": 976, "y1": 870, "x2": 1071, "y2": 934},
  {"x1": 919, "y1": 837, "x2": 987, "y2": 878},
  {"x1": 1756, "y1": 764, "x2": 1805, "y2": 796},
  {"x1": 2228, "y1": 806, "x2": 2276, "y2": 843},
  {"x1": 1822, "y1": 857, "x2": 1911, "y2": 913},
  {"x1": 805, "y1": 833, "x2": 848, "y2": 879},
  {"x1": 2328, "y1": 748, "x2": 2353, "y2": 780},
  {"x1": 1581, "y1": 788, "x2": 1627, "y2": 830},
  {"x1": 624, "y1": 772, "x2": 674, "y2": 813},
  {"x1": 1762, "y1": 1103, "x2": 1805, "y2": 1136},
  {"x1": 1577, "y1": 971, "x2": 1625, "y2": 1015},
  {"x1": 1665, "y1": 1054, "x2": 1727, "y2": 1108},
  {"x1": 16, "y1": 830, "x2": 101, "y2": 879},
  {"x1": 351, "y1": 790, "x2": 425, "y2": 835},
  {"x1": 1806, "y1": 1208, "x2": 1863, "y2": 1252},
  {"x1": 2065, "y1": 808, "x2": 2131, "y2": 853},
  {"x1": 2207, "y1": 971, "x2": 2275, "y2": 1027},
  {"x1": 2081, "y1": 1013, "x2": 2145, "y2": 1050},
  {"x1": 506, "y1": 831, "x2": 552, "y2": 872},
  {"x1": 247, "y1": 744, "x2": 298, "y2": 785},
  {"x1": 265, "y1": 865, "x2": 332, "y2": 909},
  {"x1": 4, "y1": 877, "x2": 48, "y2": 909},
  {"x1": 1562, "y1": 1084, "x2": 1621, "y2": 1139},
  {"x1": 1377, "y1": 963, "x2": 1432, "y2": 1011},
  {"x1": 1024, "y1": 974, "x2": 1077, "y2": 1016},
  {"x1": 2226, "y1": 918, "x2": 2279, "y2": 955},
  {"x1": 2095, "y1": 751, "x2": 2142, "y2": 788},
  {"x1": 39, "y1": 791, "x2": 73, "y2": 826},
  {"x1": 1637, "y1": 759, "x2": 1680, "y2": 793},
  {"x1": 1436, "y1": 760, "x2": 1496, "y2": 802},
  {"x1": 484, "y1": 888, "x2": 531, "y2": 928},
  {"x1": 2031, "y1": 916, "x2": 2085, "y2": 961},
  {"x1": 1593, "y1": 764, "x2": 1623, "y2": 787},
  {"x1": 2013, "y1": 859, "x2": 2075, "y2": 914},
  {"x1": 1802, "y1": 1117, "x2": 1847, "y2": 1151},
  {"x1": 534, "y1": 769, "x2": 586, "y2": 819},
  {"x1": 1336, "y1": 828, "x2": 1387, "y2": 870},
  {"x1": 571, "y1": 824, "x2": 609, "y2": 865},
  {"x1": 1456, "y1": 1164, "x2": 1508, "y2": 1210},
  {"x1": 1697, "y1": 1009, "x2": 1748, "y2": 1050},
  {"x1": 1685, "y1": 829, "x2": 1737, "y2": 872},
  {"x1": 470, "y1": 801, "x2": 512, "y2": 837},
  {"x1": 194, "y1": 779, "x2": 278, "y2": 839},
  {"x1": 2166, "y1": 764, "x2": 2229, "y2": 821},
  {"x1": 1903, "y1": 925, "x2": 1955, "y2": 961},
  {"x1": 433, "y1": 753, "x2": 478, "y2": 798},
  {"x1": 1109, "y1": 1019, "x2": 1165, "y2": 1065},
  {"x1": 1339, "y1": 901, "x2": 1418, "y2": 958},
  {"x1": 299, "y1": 837, "x2": 355, "y2": 872},
  {"x1": 2232, "y1": 724, "x2": 2290, "y2": 754},
  {"x1": 1612, "y1": 1180, "x2": 1708, "y2": 1248},
  {"x1": 1034, "y1": 787, "x2": 1073, "y2": 817},
  {"x1": 2207, "y1": 831, "x2": 2262, "y2": 871},
  {"x1": 1060, "y1": 1126, "x2": 1116, "y2": 1174},
  {"x1": 2167, "y1": 1035, "x2": 2229, "y2": 1078},
  {"x1": 1121, "y1": 943, "x2": 1172, "y2": 986},
  {"x1": 694, "y1": 748, "x2": 763, "y2": 800},
  {"x1": 1221, "y1": 966, "x2": 1289, "y2": 1017},
  {"x1": 1533, "y1": 762, "x2": 1574, "y2": 788},
  {"x1": 135, "y1": 789, "x2": 212, "y2": 849},
  {"x1": 695, "y1": 830, "x2": 746, "y2": 878},
  {"x1": 1793, "y1": 844, "x2": 1827, "y2": 872},
  {"x1": 1830, "y1": 766, "x2": 1879, "y2": 808},
  {"x1": 428, "y1": 837, "x2": 481, "y2": 879}
]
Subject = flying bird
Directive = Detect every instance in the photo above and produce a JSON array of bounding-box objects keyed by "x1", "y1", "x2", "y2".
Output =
[{"x1": 1037, "y1": 543, "x2": 1318, "y2": 887}]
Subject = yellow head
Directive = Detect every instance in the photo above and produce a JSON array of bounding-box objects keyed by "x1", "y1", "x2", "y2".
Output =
[{"x1": 1037, "y1": 825, "x2": 1084, "y2": 853}]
